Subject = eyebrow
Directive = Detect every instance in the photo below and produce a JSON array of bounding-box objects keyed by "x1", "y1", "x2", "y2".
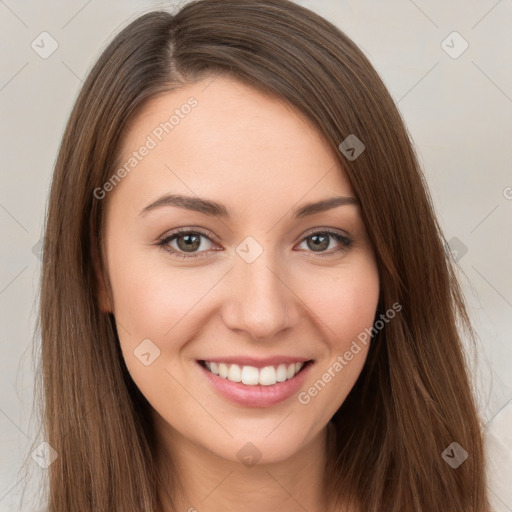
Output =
[{"x1": 138, "y1": 193, "x2": 359, "y2": 219}]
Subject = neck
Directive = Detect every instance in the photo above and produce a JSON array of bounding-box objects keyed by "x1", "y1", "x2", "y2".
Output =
[{"x1": 154, "y1": 416, "x2": 334, "y2": 512}]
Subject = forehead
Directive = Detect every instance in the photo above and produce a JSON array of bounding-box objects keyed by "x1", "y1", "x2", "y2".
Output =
[{"x1": 108, "y1": 75, "x2": 354, "y2": 213}]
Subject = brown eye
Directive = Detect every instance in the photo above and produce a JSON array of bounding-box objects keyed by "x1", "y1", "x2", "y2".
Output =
[
  {"x1": 158, "y1": 230, "x2": 216, "y2": 259},
  {"x1": 306, "y1": 233, "x2": 330, "y2": 251},
  {"x1": 175, "y1": 233, "x2": 202, "y2": 252},
  {"x1": 297, "y1": 230, "x2": 353, "y2": 256}
]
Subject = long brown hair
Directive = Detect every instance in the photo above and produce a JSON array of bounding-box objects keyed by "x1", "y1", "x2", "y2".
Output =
[{"x1": 27, "y1": 0, "x2": 489, "y2": 510}]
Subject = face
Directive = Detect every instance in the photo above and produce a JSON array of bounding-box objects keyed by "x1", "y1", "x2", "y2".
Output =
[{"x1": 97, "y1": 75, "x2": 380, "y2": 466}]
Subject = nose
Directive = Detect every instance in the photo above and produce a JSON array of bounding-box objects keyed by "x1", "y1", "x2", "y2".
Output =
[{"x1": 221, "y1": 248, "x2": 301, "y2": 340}]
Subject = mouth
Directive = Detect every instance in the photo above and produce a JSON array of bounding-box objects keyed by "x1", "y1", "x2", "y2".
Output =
[
  {"x1": 197, "y1": 358, "x2": 314, "y2": 407},
  {"x1": 198, "y1": 359, "x2": 313, "y2": 386}
]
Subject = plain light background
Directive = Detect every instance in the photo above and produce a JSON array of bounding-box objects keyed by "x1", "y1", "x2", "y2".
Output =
[{"x1": 1, "y1": 0, "x2": 511, "y2": 510}]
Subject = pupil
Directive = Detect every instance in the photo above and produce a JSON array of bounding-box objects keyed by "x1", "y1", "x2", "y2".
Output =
[
  {"x1": 308, "y1": 234, "x2": 328, "y2": 251},
  {"x1": 178, "y1": 234, "x2": 200, "y2": 252}
]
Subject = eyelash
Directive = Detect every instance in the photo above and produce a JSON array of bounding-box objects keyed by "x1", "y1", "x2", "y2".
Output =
[{"x1": 156, "y1": 227, "x2": 353, "y2": 260}]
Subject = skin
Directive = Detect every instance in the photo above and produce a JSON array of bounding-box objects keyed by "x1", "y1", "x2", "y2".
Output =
[{"x1": 95, "y1": 75, "x2": 380, "y2": 512}]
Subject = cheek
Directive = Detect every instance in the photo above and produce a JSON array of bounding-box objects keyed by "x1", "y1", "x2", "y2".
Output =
[
  {"x1": 105, "y1": 250, "x2": 208, "y2": 401},
  {"x1": 105, "y1": 247, "x2": 229, "y2": 397},
  {"x1": 106, "y1": 244, "x2": 213, "y2": 336},
  {"x1": 296, "y1": 256, "x2": 379, "y2": 421},
  {"x1": 307, "y1": 257, "x2": 380, "y2": 349},
  {"x1": 333, "y1": 276, "x2": 378, "y2": 346}
]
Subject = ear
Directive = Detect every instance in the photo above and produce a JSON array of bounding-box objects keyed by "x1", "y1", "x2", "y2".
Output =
[{"x1": 91, "y1": 236, "x2": 113, "y2": 314}]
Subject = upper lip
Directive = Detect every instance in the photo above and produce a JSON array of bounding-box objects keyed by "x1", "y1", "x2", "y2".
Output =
[{"x1": 198, "y1": 356, "x2": 313, "y2": 368}]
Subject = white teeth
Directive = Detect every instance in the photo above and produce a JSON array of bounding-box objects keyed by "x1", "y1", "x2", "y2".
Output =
[
  {"x1": 276, "y1": 364, "x2": 288, "y2": 382},
  {"x1": 241, "y1": 365, "x2": 259, "y2": 385},
  {"x1": 203, "y1": 361, "x2": 305, "y2": 386},
  {"x1": 258, "y1": 366, "x2": 276, "y2": 386},
  {"x1": 228, "y1": 364, "x2": 242, "y2": 382},
  {"x1": 218, "y1": 363, "x2": 229, "y2": 378}
]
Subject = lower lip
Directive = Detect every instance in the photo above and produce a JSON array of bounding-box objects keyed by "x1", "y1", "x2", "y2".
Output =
[{"x1": 198, "y1": 361, "x2": 313, "y2": 408}]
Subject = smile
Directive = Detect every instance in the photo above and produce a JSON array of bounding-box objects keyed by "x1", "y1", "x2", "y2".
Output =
[
  {"x1": 197, "y1": 358, "x2": 314, "y2": 407},
  {"x1": 201, "y1": 360, "x2": 307, "y2": 386}
]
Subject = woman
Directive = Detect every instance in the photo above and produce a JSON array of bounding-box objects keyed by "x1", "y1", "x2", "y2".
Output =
[{"x1": 30, "y1": 0, "x2": 489, "y2": 510}]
